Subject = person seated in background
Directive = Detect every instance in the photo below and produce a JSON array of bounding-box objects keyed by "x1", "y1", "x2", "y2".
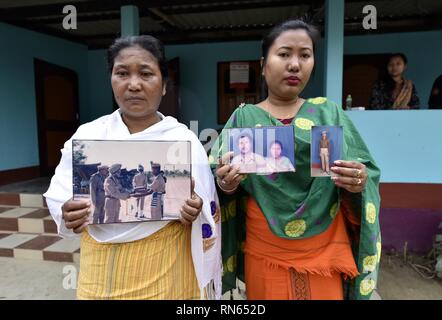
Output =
[
  {"x1": 369, "y1": 53, "x2": 420, "y2": 110},
  {"x1": 428, "y1": 75, "x2": 442, "y2": 109}
]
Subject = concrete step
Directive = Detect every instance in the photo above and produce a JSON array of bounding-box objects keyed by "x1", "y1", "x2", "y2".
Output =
[{"x1": 0, "y1": 192, "x2": 47, "y2": 208}]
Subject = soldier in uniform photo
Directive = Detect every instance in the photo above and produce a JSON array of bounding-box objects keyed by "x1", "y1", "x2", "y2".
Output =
[
  {"x1": 104, "y1": 163, "x2": 130, "y2": 223},
  {"x1": 145, "y1": 162, "x2": 166, "y2": 220},
  {"x1": 319, "y1": 130, "x2": 331, "y2": 175},
  {"x1": 231, "y1": 132, "x2": 267, "y2": 173},
  {"x1": 89, "y1": 164, "x2": 109, "y2": 224},
  {"x1": 132, "y1": 164, "x2": 148, "y2": 218}
]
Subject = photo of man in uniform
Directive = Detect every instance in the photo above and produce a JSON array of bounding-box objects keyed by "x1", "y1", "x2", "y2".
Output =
[
  {"x1": 144, "y1": 162, "x2": 166, "y2": 220},
  {"x1": 311, "y1": 126, "x2": 343, "y2": 177},
  {"x1": 104, "y1": 163, "x2": 130, "y2": 223},
  {"x1": 319, "y1": 131, "x2": 331, "y2": 175},
  {"x1": 132, "y1": 164, "x2": 148, "y2": 218},
  {"x1": 231, "y1": 132, "x2": 267, "y2": 173},
  {"x1": 72, "y1": 140, "x2": 191, "y2": 223},
  {"x1": 89, "y1": 164, "x2": 109, "y2": 224}
]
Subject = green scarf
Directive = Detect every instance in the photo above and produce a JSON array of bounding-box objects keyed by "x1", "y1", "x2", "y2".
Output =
[{"x1": 210, "y1": 97, "x2": 381, "y2": 300}]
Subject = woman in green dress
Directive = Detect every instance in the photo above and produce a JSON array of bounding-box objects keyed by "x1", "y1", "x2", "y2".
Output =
[{"x1": 210, "y1": 19, "x2": 381, "y2": 300}]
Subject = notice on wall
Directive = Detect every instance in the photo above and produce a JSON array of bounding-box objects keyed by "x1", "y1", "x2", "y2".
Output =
[{"x1": 229, "y1": 62, "x2": 249, "y2": 89}]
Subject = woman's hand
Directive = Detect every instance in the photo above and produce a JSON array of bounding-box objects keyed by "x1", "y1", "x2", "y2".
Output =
[
  {"x1": 215, "y1": 152, "x2": 245, "y2": 194},
  {"x1": 61, "y1": 199, "x2": 91, "y2": 233},
  {"x1": 330, "y1": 160, "x2": 368, "y2": 193},
  {"x1": 180, "y1": 178, "x2": 203, "y2": 225}
]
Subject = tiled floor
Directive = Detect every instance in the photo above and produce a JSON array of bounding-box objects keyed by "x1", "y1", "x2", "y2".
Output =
[
  {"x1": 0, "y1": 205, "x2": 80, "y2": 263},
  {"x1": 19, "y1": 194, "x2": 45, "y2": 208},
  {"x1": 0, "y1": 232, "x2": 81, "y2": 262}
]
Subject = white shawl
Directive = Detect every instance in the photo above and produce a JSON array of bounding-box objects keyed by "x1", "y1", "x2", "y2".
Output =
[{"x1": 44, "y1": 110, "x2": 222, "y2": 299}]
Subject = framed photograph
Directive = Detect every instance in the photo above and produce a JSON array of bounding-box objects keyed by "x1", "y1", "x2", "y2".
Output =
[
  {"x1": 72, "y1": 139, "x2": 191, "y2": 225},
  {"x1": 310, "y1": 126, "x2": 343, "y2": 177},
  {"x1": 226, "y1": 126, "x2": 295, "y2": 174}
]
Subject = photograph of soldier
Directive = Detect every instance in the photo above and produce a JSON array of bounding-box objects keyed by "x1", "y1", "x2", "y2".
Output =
[
  {"x1": 89, "y1": 164, "x2": 109, "y2": 224},
  {"x1": 132, "y1": 164, "x2": 148, "y2": 218},
  {"x1": 319, "y1": 131, "x2": 331, "y2": 174},
  {"x1": 230, "y1": 131, "x2": 268, "y2": 173},
  {"x1": 104, "y1": 163, "x2": 130, "y2": 223},
  {"x1": 145, "y1": 162, "x2": 166, "y2": 220},
  {"x1": 72, "y1": 140, "x2": 191, "y2": 224},
  {"x1": 311, "y1": 126, "x2": 343, "y2": 177},
  {"x1": 226, "y1": 126, "x2": 295, "y2": 174}
]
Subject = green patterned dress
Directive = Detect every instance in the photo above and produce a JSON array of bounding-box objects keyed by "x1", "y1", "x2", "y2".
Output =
[{"x1": 209, "y1": 97, "x2": 381, "y2": 300}]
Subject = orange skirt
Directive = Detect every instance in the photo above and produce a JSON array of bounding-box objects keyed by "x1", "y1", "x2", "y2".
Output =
[{"x1": 244, "y1": 197, "x2": 359, "y2": 300}]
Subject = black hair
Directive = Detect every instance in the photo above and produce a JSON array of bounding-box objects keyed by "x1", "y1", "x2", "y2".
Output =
[
  {"x1": 262, "y1": 19, "x2": 320, "y2": 63},
  {"x1": 260, "y1": 19, "x2": 320, "y2": 100},
  {"x1": 237, "y1": 132, "x2": 253, "y2": 143},
  {"x1": 388, "y1": 53, "x2": 408, "y2": 65},
  {"x1": 107, "y1": 35, "x2": 168, "y2": 84},
  {"x1": 270, "y1": 140, "x2": 283, "y2": 150}
]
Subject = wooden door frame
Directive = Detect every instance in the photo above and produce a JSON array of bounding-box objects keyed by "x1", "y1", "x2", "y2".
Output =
[{"x1": 34, "y1": 58, "x2": 80, "y2": 176}]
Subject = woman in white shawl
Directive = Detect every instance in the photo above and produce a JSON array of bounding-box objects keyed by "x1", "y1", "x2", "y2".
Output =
[{"x1": 44, "y1": 35, "x2": 222, "y2": 300}]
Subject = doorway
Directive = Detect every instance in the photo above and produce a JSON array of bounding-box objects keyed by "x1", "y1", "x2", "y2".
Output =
[{"x1": 34, "y1": 59, "x2": 80, "y2": 176}]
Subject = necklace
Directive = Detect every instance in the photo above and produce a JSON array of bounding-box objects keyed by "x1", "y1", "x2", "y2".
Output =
[{"x1": 263, "y1": 97, "x2": 302, "y2": 126}]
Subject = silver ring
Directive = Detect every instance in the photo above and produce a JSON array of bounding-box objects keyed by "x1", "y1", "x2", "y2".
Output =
[{"x1": 357, "y1": 178, "x2": 362, "y2": 185}]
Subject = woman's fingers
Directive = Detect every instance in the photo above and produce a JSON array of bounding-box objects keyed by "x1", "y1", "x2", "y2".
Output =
[
  {"x1": 216, "y1": 164, "x2": 232, "y2": 179},
  {"x1": 218, "y1": 152, "x2": 234, "y2": 166},
  {"x1": 62, "y1": 199, "x2": 90, "y2": 213},
  {"x1": 331, "y1": 160, "x2": 367, "y2": 192},
  {"x1": 185, "y1": 195, "x2": 203, "y2": 211},
  {"x1": 216, "y1": 152, "x2": 236, "y2": 178},
  {"x1": 222, "y1": 166, "x2": 240, "y2": 184},
  {"x1": 333, "y1": 160, "x2": 365, "y2": 169},
  {"x1": 330, "y1": 166, "x2": 367, "y2": 179},
  {"x1": 62, "y1": 198, "x2": 91, "y2": 231},
  {"x1": 182, "y1": 202, "x2": 199, "y2": 217},
  {"x1": 232, "y1": 174, "x2": 244, "y2": 185},
  {"x1": 64, "y1": 206, "x2": 91, "y2": 222},
  {"x1": 180, "y1": 209, "x2": 195, "y2": 225},
  {"x1": 332, "y1": 176, "x2": 365, "y2": 186},
  {"x1": 65, "y1": 214, "x2": 89, "y2": 230}
]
